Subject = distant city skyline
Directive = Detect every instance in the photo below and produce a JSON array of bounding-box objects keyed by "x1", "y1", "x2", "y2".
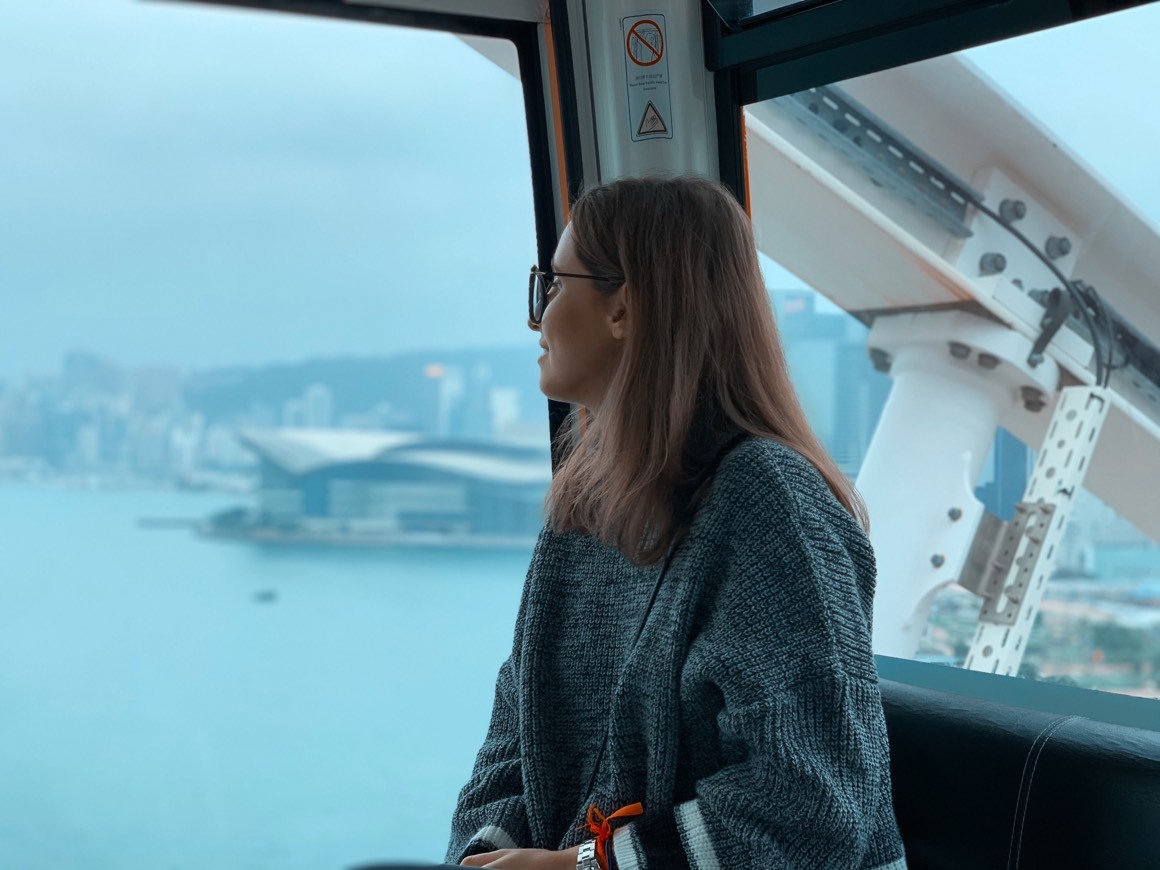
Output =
[
  {"x1": 2, "y1": 2, "x2": 1158, "y2": 379},
  {"x1": 0, "y1": 293, "x2": 869, "y2": 483}
]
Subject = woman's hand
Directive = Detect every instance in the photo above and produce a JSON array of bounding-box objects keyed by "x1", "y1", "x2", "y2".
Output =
[{"x1": 460, "y1": 845, "x2": 580, "y2": 868}]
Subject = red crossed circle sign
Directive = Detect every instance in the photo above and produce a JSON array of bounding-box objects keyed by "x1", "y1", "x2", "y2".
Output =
[{"x1": 626, "y1": 19, "x2": 663, "y2": 67}]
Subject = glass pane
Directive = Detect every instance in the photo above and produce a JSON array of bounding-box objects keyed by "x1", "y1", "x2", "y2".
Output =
[
  {"x1": 744, "y1": 3, "x2": 1160, "y2": 698},
  {"x1": 0, "y1": 2, "x2": 545, "y2": 867}
]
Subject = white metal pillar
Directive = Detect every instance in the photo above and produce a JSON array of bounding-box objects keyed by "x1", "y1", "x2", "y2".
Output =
[{"x1": 856, "y1": 310, "x2": 1060, "y2": 658}]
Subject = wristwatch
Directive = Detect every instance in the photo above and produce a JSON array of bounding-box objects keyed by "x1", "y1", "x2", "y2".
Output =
[{"x1": 576, "y1": 838, "x2": 601, "y2": 870}]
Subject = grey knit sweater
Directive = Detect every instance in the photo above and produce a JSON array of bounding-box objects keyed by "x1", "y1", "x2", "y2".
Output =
[{"x1": 446, "y1": 438, "x2": 908, "y2": 869}]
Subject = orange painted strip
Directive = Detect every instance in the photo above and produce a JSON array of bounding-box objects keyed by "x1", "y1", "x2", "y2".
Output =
[
  {"x1": 739, "y1": 106, "x2": 752, "y2": 218},
  {"x1": 543, "y1": 11, "x2": 571, "y2": 224}
]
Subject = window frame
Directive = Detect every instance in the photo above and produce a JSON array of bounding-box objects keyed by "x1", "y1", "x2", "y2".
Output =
[
  {"x1": 706, "y1": 0, "x2": 1160, "y2": 105},
  {"x1": 704, "y1": 0, "x2": 1160, "y2": 726}
]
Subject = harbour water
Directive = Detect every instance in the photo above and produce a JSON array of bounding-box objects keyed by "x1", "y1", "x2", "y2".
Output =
[{"x1": 0, "y1": 485, "x2": 529, "y2": 870}]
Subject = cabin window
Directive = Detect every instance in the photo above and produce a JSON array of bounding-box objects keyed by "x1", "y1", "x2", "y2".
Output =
[
  {"x1": 0, "y1": 2, "x2": 544, "y2": 865},
  {"x1": 744, "y1": 2, "x2": 1160, "y2": 701}
]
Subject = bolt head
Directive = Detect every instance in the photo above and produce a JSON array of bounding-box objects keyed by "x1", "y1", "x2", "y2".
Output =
[
  {"x1": 999, "y1": 199, "x2": 1027, "y2": 222},
  {"x1": 868, "y1": 347, "x2": 892, "y2": 374},
  {"x1": 979, "y1": 253, "x2": 1007, "y2": 276},
  {"x1": 1046, "y1": 236, "x2": 1073, "y2": 260},
  {"x1": 1021, "y1": 386, "x2": 1046, "y2": 413}
]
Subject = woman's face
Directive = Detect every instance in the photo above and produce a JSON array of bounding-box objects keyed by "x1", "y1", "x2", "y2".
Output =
[{"x1": 532, "y1": 225, "x2": 627, "y2": 414}]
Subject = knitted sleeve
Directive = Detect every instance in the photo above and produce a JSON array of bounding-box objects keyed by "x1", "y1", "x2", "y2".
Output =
[
  {"x1": 444, "y1": 655, "x2": 532, "y2": 863},
  {"x1": 610, "y1": 442, "x2": 904, "y2": 870}
]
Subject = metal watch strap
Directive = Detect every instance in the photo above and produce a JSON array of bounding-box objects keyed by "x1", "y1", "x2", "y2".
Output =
[{"x1": 576, "y1": 838, "x2": 601, "y2": 870}]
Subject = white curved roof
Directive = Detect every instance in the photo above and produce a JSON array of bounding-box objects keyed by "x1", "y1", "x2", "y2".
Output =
[
  {"x1": 240, "y1": 427, "x2": 551, "y2": 484},
  {"x1": 239, "y1": 428, "x2": 422, "y2": 476},
  {"x1": 389, "y1": 448, "x2": 551, "y2": 484}
]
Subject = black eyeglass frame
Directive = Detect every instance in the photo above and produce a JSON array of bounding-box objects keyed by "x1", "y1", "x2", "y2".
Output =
[{"x1": 528, "y1": 265, "x2": 625, "y2": 325}]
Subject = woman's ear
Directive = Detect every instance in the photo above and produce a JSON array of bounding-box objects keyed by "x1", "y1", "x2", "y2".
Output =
[{"x1": 607, "y1": 285, "x2": 630, "y2": 341}]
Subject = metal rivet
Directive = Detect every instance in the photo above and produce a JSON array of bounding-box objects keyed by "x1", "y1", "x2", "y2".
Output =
[
  {"x1": 949, "y1": 342, "x2": 971, "y2": 360},
  {"x1": 931, "y1": 554, "x2": 945, "y2": 568},
  {"x1": 948, "y1": 507, "x2": 962, "y2": 521},
  {"x1": 977, "y1": 353, "x2": 1000, "y2": 370}
]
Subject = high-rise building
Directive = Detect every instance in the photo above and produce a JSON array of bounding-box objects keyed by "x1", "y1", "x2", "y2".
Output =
[
  {"x1": 773, "y1": 289, "x2": 891, "y2": 479},
  {"x1": 974, "y1": 428, "x2": 1033, "y2": 522},
  {"x1": 458, "y1": 364, "x2": 495, "y2": 439},
  {"x1": 304, "y1": 383, "x2": 334, "y2": 428}
]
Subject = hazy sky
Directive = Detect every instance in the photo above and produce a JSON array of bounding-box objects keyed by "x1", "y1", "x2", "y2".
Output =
[{"x1": 2, "y1": 1, "x2": 1158, "y2": 379}]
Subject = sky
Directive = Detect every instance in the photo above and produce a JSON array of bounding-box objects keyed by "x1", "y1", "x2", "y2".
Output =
[{"x1": 2, "y1": 0, "x2": 1159, "y2": 379}]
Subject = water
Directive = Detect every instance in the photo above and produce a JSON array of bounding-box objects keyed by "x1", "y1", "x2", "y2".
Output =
[{"x1": 0, "y1": 486, "x2": 529, "y2": 870}]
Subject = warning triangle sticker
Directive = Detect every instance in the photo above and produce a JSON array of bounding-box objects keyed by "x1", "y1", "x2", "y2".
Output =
[{"x1": 637, "y1": 101, "x2": 668, "y2": 136}]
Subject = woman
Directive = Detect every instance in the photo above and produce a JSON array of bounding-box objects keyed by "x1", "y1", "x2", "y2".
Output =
[{"x1": 446, "y1": 177, "x2": 907, "y2": 870}]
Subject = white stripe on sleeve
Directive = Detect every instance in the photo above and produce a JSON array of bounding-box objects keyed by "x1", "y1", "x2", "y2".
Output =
[
  {"x1": 612, "y1": 823, "x2": 644, "y2": 870},
  {"x1": 675, "y1": 799, "x2": 721, "y2": 870},
  {"x1": 470, "y1": 824, "x2": 519, "y2": 851}
]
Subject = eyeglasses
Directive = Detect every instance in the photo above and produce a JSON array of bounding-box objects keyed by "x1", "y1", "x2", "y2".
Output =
[{"x1": 528, "y1": 265, "x2": 625, "y2": 325}]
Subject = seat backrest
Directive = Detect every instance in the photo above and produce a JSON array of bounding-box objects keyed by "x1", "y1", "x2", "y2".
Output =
[{"x1": 880, "y1": 678, "x2": 1160, "y2": 870}]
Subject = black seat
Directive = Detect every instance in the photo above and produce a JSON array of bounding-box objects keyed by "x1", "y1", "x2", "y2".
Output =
[{"x1": 881, "y1": 678, "x2": 1160, "y2": 869}]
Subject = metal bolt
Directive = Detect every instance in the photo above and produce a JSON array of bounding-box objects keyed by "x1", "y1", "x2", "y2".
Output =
[
  {"x1": 931, "y1": 554, "x2": 945, "y2": 568},
  {"x1": 948, "y1": 507, "x2": 963, "y2": 521},
  {"x1": 1022, "y1": 385, "x2": 1046, "y2": 412},
  {"x1": 949, "y1": 341, "x2": 971, "y2": 360},
  {"x1": 999, "y1": 199, "x2": 1027, "y2": 223},
  {"x1": 977, "y1": 353, "x2": 1000, "y2": 370},
  {"x1": 979, "y1": 253, "x2": 1007, "y2": 276},
  {"x1": 868, "y1": 347, "x2": 893, "y2": 374},
  {"x1": 1046, "y1": 236, "x2": 1072, "y2": 260}
]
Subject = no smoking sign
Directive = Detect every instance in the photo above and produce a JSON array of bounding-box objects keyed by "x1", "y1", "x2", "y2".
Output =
[{"x1": 621, "y1": 14, "x2": 673, "y2": 142}]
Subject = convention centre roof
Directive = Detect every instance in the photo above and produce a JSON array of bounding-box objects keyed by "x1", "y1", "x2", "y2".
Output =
[{"x1": 238, "y1": 428, "x2": 552, "y2": 485}]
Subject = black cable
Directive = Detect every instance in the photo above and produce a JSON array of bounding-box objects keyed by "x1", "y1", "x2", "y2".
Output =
[
  {"x1": 972, "y1": 198, "x2": 1114, "y2": 387},
  {"x1": 1077, "y1": 279, "x2": 1124, "y2": 381}
]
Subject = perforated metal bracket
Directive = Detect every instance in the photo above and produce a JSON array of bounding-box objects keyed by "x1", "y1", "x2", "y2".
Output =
[
  {"x1": 968, "y1": 502, "x2": 1056, "y2": 627},
  {"x1": 957, "y1": 510, "x2": 1006, "y2": 601},
  {"x1": 964, "y1": 386, "x2": 1111, "y2": 677}
]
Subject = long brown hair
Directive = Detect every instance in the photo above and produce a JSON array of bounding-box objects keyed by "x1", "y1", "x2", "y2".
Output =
[{"x1": 547, "y1": 176, "x2": 868, "y2": 565}]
